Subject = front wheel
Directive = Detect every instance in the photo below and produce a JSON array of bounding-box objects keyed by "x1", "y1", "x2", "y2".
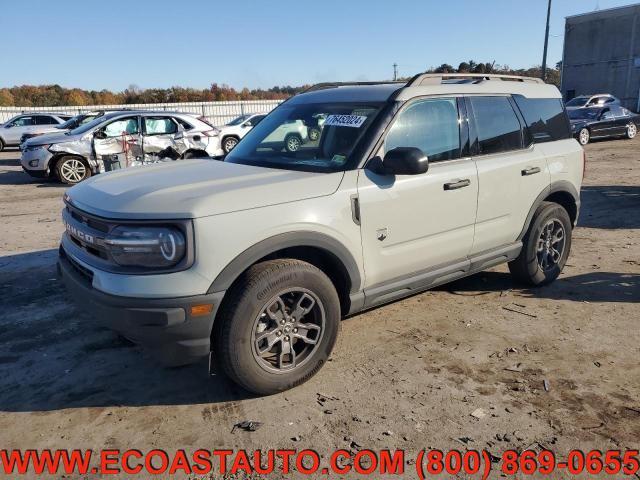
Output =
[
  {"x1": 284, "y1": 134, "x2": 302, "y2": 153},
  {"x1": 508, "y1": 201, "x2": 572, "y2": 286},
  {"x1": 56, "y1": 156, "x2": 91, "y2": 184},
  {"x1": 578, "y1": 128, "x2": 590, "y2": 145},
  {"x1": 214, "y1": 259, "x2": 340, "y2": 395},
  {"x1": 0, "y1": 138, "x2": 4, "y2": 152},
  {"x1": 626, "y1": 123, "x2": 637, "y2": 139}
]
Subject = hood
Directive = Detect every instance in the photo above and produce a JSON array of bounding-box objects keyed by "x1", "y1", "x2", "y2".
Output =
[
  {"x1": 24, "y1": 131, "x2": 75, "y2": 146},
  {"x1": 67, "y1": 160, "x2": 344, "y2": 219}
]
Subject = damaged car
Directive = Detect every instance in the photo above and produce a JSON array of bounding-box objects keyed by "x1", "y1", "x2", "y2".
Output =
[{"x1": 20, "y1": 111, "x2": 223, "y2": 184}]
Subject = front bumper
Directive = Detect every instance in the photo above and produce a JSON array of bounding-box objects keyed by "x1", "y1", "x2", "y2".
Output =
[
  {"x1": 58, "y1": 247, "x2": 225, "y2": 366},
  {"x1": 21, "y1": 147, "x2": 53, "y2": 175}
]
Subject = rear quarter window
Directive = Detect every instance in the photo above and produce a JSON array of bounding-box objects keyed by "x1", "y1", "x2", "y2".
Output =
[{"x1": 514, "y1": 96, "x2": 571, "y2": 143}]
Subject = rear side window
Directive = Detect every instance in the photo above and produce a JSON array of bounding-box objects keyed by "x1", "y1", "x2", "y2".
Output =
[
  {"x1": 513, "y1": 96, "x2": 571, "y2": 143},
  {"x1": 35, "y1": 115, "x2": 59, "y2": 125},
  {"x1": 385, "y1": 98, "x2": 461, "y2": 162},
  {"x1": 144, "y1": 117, "x2": 178, "y2": 135},
  {"x1": 469, "y1": 97, "x2": 522, "y2": 155}
]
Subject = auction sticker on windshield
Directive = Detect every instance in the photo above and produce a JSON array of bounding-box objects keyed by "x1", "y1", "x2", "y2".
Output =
[{"x1": 324, "y1": 114, "x2": 367, "y2": 128}]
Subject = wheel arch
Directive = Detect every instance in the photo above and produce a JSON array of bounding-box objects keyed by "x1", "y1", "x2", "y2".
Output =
[
  {"x1": 208, "y1": 232, "x2": 363, "y2": 316},
  {"x1": 182, "y1": 148, "x2": 209, "y2": 159},
  {"x1": 518, "y1": 181, "x2": 580, "y2": 241}
]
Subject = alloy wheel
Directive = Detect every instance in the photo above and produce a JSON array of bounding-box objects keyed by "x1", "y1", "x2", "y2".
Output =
[
  {"x1": 579, "y1": 128, "x2": 590, "y2": 145},
  {"x1": 628, "y1": 123, "x2": 637, "y2": 138},
  {"x1": 60, "y1": 158, "x2": 87, "y2": 183},
  {"x1": 252, "y1": 289, "x2": 325, "y2": 373},
  {"x1": 224, "y1": 138, "x2": 238, "y2": 153},
  {"x1": 537, "y1": 219, "x2": 566, "y2": 272},
  {"x1": 286, "y1": 136, "x2": 301, "y2": 152}
]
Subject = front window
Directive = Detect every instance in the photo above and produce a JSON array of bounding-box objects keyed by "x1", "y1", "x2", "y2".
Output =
[
  {"x1": 566, "y1": 96, "x2": 589, "y2": 107},
  {"x1": 225, "y1": 102, "x2": 384, "y2": 172},
  {"x1": 103, "y1": 117, "x2": 139, "y2": 137},
  {"x1": 10, "y1": 116, "x2": 35, "y2": 127},
  {"x1": 68, "y1": 113, "x2": 121, "y2": 136}
]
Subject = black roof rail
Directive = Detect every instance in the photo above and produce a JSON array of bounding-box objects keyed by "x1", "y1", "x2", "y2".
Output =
[{"x1": 300, "y1": 80, "x2": 406, "y2": 94}]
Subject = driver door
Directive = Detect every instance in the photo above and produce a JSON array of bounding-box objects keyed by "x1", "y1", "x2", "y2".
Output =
[
  {"x1": 93, "y1": 116, "x2": 142, "y2": 169},
  {"x1": 357, "y1": 97, "x2": 478, "y2": 293},
  {"x1": 4, "y1": 116, "x2": 35, "y2": 144}
]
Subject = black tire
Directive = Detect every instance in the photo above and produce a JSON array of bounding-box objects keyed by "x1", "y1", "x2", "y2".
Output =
[
  {"x1": 222, "y1": 136, "x2": 239, "y2": 154},
  {"x1": 626, "y1": 122, "x2": 637, "y2": 139},
  {"x1": 183, "y1": 150, "x2": 207, "y2": 159},
  {"x1": 0, "y1": 138, "x2": 4, "y2": 152},
  {"x1": 56, "y1": 155, "x2": 92, "y2": 184},
  {"x1": 508, "y1": 201, "x2": 572, "y2": 287},
  {"x1": 284, "y1": 134, "x2": 302, "y2": 153},
  {"x1": 578, "y1": 128, "x2": 590, "y2": 146},
  {"x1": 214, "y1": 259, "x2": 340, "y2": 395},
  {"x1": 308, "y1": 128, "x2": 321, "y2": 142}
]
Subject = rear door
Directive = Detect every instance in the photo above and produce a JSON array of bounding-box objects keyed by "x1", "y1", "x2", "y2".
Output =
[
  {"x1": 141, "y1": 116, "x2": 180, "y2": 161},
  {"x1": 468, "y1": 95, "x2": 550, "y2": 254},
  {"x1": 610, "y1": 106, "x2": 630, "y2": 135},
  {"x1": 590, "y1": 107, "x2": 615, "y2": 137}
]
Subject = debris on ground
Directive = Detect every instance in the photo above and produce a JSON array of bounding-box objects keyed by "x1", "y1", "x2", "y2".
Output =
[
  {"x1": 231, "y1": 421, "x2": 263, "y2": 434},
  {"x1": 504, "y1": 363, "x2": 524, "y2": 372},
  {"x1": 543, "y1": 379, "x2": 550, "y2": 392},
  {"x1": 503, "y1": 305, "x2": 538, "y2": 318},
  {"x1": 291, "y1": 436, "x2": 301, "y2": 442},
  {"x1": 470, "y1": 408, "x2": 487, "y2": 419}
]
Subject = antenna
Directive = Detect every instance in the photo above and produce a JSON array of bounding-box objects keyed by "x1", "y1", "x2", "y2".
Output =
[{"x1": 393, "y1": 63, "x2": 398, "y2": 81}]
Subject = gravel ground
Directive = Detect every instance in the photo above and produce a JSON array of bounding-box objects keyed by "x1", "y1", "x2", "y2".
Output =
[{"x1": 0, "y1": 139, "x2": 638, "y2": 478}]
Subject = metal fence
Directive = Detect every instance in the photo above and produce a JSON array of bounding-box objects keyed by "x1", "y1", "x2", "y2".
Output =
[{"x1": 0, "y1": 99, "x2": 283, "y2": 124}]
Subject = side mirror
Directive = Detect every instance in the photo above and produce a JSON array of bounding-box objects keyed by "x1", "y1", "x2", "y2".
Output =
[
  {"x1": 94, "y1": 130, "x2": 107, "y2": 140},
  {"x1": 381, "y1": 147, "x2": 429, "y2": 175}
]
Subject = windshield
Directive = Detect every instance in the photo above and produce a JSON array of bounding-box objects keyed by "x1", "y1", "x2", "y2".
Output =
[
  {"x1": 566, "y1": 96, "x2": 589, "y2": 107},
  {"x1": 225, "y1": 102, "x2": 384, "y2": 173},
  {"x1": 568, "y1": 108, "x2": 601, "y2": 120},
  {"x1": 68, "y1": 113, "x2": 121, "y2": 136},
  {"x1": 226, "y1": 114, "x2": 251, "y2": 126}
]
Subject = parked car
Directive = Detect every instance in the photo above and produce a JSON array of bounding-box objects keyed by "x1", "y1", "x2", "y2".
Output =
[
  {"x1": 218, "y1": 113, "x2": 266, "y2": 153},
  {"x1": 565, "y1": 94, "x2": 620, "y2": 109},
  {"x1": 20, "y1": 111, "x2": 105, "y2": 145},
  {"x1": 58, "y1": 74, "x2": 583, "y2": 394},
  {"x1": 0, "y1": 113, "x2": 72, "y2": 151},
  {"x1": 569, "y1": 105, "x2": 639, "y2": 145},
  {"x1": 21, "y1": 111, "x2": 223, "y2": 184}
]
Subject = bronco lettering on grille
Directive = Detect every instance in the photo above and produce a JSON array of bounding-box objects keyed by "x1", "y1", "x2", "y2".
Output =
[{"x1": 64, "y1": 221, "x2": 95, "y2": 245}]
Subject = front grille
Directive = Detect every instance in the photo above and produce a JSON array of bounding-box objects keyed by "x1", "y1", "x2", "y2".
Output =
[{"x1": 63, "y1": 203, "x2": 113, "y2": 261}]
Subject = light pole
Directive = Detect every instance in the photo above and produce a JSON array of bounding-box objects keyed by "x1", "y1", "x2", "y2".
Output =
[{"x1": 541, "y1": 0, "x2": 552, "y2": 81}]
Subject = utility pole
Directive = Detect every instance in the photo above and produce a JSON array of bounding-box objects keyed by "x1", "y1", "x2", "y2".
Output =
[
  {"x1": 541, "y1": 0, "x2": 552, "y2": 81},
  {"x1": 393, "y1": 63, "x2": 398, "y2": 81}
]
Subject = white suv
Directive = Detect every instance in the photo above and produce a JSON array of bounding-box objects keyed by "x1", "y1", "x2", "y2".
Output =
[
  {"x1": 58, "y1": 74, "x2": 583, "y2": 394},
  {"x1": 219, "y1": 113, "x2": 309, "y2": 154}
]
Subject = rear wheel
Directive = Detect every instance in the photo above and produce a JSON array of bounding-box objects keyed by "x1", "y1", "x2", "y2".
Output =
[
  {"x1": 222, "y1": 136, "x2": 239, "y2": 154},
  {"x1": 578, "y1": 128, "x2": 590, "y2": 145},
  {"x1": 308, "y1": 128, "x2": 321, "y2": 141},
  {"x1": 0, "y1": 138, "x2": 4, "y2": 152},
  {"x1": 56, "y1": 156, "x2": 91, "y2": 184},
  {"x1": 214, "y1": 259, "x2": 340, "y2": 395},
  {"x1": 508, "y1": 202, "x2": 572, "y2": 286},
  {"x1": 626, "y1": 122, "x2": 637, "y2": 139}
]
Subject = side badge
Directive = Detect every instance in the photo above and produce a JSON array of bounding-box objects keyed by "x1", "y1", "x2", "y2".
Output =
[{"x1": 376, "y1": 228, "x2": 388, "y2": 242}]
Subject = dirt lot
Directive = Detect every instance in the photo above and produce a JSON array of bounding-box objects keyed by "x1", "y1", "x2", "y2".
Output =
[{"x1": 0, "y1": 139, "x2": 638, "y2": 478}]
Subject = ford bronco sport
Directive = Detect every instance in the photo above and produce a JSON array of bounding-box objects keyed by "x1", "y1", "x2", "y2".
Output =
[{"x1": 58, "y1": 73, "x2": 584, "y2": 394}]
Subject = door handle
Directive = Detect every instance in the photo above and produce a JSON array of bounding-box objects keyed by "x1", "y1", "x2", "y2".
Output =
[
  {"x1": 521, "y1": 166, "x2": 541, "y2": 176},
  {"x1": 443, "y1": 179, "x2": 471, "y2": 190}
]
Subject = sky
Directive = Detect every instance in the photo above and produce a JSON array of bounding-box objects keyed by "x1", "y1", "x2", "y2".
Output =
[{"x1": 0, "y1": 0, "x2": 638, "y2": 91}]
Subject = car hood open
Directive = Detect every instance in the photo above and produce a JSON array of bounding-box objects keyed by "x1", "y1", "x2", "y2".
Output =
[{"x1": 67, "y1": 160, "x2": 344, "y2": 219}]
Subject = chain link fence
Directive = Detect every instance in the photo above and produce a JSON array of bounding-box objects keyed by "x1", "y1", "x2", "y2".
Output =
[{"x1": 0, "y1": 100, "x2": 283, "y2": 124}]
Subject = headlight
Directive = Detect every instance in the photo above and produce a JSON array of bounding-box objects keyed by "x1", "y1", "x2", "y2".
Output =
[{"x1": 104, "y1": 226, "x2": 186, "y2": 268}]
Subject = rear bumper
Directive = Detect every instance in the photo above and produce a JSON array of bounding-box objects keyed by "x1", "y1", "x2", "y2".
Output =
[{"x1": 58, "y1": 248, "x2": 224, "y2": 367}]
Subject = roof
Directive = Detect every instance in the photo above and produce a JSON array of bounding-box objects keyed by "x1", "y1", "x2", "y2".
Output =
[
  {"x1": 289, "y1": 74, "x2": 561, "y2": 104},
  {"x1": 288, "y1": 83, "x2": 405, "y2": 105},
  {"x1": 566, "y1": 2, "x2": 640, "y2": 20}
]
